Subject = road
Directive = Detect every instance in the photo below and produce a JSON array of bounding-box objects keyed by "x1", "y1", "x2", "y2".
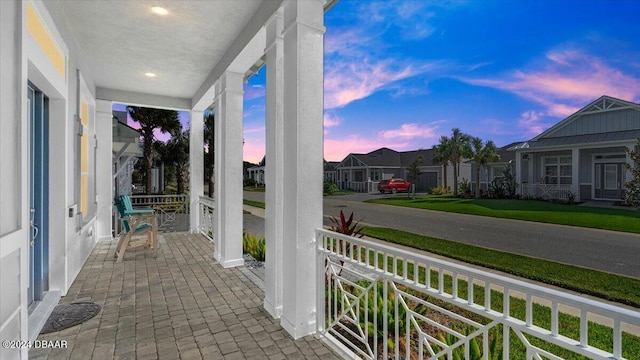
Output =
[{"x1": 244, "y1": 191, "x2": 640, "y2": 278}]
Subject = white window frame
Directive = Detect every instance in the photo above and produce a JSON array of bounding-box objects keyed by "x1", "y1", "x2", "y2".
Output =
[{"x1": 542, "y1": 156, "x2": 572, "y2": 185}]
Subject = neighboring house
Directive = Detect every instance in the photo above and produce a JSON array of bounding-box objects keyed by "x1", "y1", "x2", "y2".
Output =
[
  {"x1": 512, "y1": 95, "x2": 640, "y2": 201},
  {"x1": 335, "y1": 147, "x2": 469, "y2": 193},
  {"x1": 112, "y1": 111, "x2": 144, "y2": 196},
  {"x1": 324, "y1": 160, "x2": 339, "y2": 183},
  {"x1": 469, "y1": 142, "x2": 520, "y2": 193},
  {"x1": 247, "y1": 157, "x2": 265, "y2": 185}
]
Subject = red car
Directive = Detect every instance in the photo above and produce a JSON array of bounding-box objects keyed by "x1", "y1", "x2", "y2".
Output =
[{"x1": 378, "y1": 178, "x2": 411, "y2": 194}]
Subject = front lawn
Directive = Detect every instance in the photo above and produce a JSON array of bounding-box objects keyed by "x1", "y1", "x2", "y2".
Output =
[{"x1": 366, "y1": 196, "x2": 640, "y2": 233}]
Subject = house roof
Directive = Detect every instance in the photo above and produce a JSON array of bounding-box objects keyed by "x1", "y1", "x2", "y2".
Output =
[
  {"x1": 524, "y1": 129, "x2": 640, "y2": 149},
  {"x1": 338, "y1": 147, "x2": 438, "y2": 168},
  {"x1": 512, "y1": 96, "x2": 640, "y2": 151}
]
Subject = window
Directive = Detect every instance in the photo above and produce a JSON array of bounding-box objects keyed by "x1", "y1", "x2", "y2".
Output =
[{"x1": 544, "y1": 156, "x2": 572, "y2": 185}]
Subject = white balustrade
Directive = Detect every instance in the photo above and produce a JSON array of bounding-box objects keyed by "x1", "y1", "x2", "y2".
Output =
[
  {"x1": 521, "y1": 184, "x2": 573, "y2": 200},
  {"x1": 315, "y1": 229, "x2": 639, "y2": 359},
  {"x1": 198, "y1": 196, "x2": 215, "y2": 244},
  {"x1": 130, "y1": 194, "x2": 189, "y2": 231}
]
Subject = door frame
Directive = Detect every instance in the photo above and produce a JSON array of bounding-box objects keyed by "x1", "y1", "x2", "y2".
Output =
[
  {"x1": 27, "y1": 83, "x2": 49, "y2": 307},
  {"x1": 593, "y1": 153, "x2": 626, "y2": 200}
]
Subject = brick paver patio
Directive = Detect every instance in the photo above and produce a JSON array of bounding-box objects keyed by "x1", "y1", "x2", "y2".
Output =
[{"x1": 30, "y1": 233, "x2": 344, "y2": 360}]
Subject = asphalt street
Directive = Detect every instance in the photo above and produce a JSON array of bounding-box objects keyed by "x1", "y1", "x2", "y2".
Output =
[{"x1": 243, "y1": 191, "x2": 640, "y2": 278}]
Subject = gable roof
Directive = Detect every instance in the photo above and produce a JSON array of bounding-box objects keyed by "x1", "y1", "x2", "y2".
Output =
[
  {"x1": 533, "y1": 95, "x2": 640, "y2": 141},
  {"x1": 337, "y1": 147, "x2": 442, "y2": 168}
]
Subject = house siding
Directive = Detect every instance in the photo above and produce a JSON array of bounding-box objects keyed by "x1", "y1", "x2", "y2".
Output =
[{"x1": 551, "y1": 109, "x2": 640, "y2": 137}]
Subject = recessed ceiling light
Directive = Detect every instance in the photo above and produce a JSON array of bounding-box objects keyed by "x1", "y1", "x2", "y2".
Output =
[
  {"x1": 151, "y1": 6, "x2": 168, "y2": 15},
  {"x1": 145, "y1": 72, "x2": 157, "y2": 78}
]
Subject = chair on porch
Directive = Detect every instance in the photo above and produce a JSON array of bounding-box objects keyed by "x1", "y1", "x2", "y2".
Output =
[{"x1": 114, "y1": 195, "x2": 158, "y2": 263}]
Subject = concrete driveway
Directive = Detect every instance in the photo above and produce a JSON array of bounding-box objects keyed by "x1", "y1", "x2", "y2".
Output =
[{"x1": 244, "y1": 191, "x2": 640, "y2": 278}]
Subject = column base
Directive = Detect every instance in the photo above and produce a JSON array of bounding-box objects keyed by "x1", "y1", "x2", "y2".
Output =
[
  {"x1": 280, "y1": 315, "x2": 316, "y2": 340},
  {"x1": 263, "y1": 298, "x2": 283, "y2": 319},
  {"x1": 219, "y1": 257, "x2": 244, "y2": 268}
]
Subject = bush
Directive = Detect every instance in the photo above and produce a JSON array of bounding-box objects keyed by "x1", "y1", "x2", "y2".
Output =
[
  {"x1": 323, "y1": 181, "x2": 339, "y2": 195},
  {"x1": 242, "y1": 231, "x2": 265, "y2": 261},
  {"x1": 244, "y1": 178, "x2": 257, "y2": 187},
  {"x1": 457, "y1": 178, "x2": 472, "y2": 198},
  {"x1": 430, "y1": 186, "x2": 450, "y2": 195}
]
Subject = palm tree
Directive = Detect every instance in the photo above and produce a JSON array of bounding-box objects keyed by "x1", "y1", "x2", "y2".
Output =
[
  {"x1": 448, "y1": 128, "x2": 471, "y2": 196},
  {"x1": 432, "y1": 136, "x2": 451, "y2": 190},
  {"x1": 469, "y1": 137, "x2": 500, "y2": 199},
  {"x1": 127, "y1": 106, "x2": 181, "y2": 194},
  {"x1": 165, "y1": 130, "x2": 190, "y2": 194},
  {"x1": 203, "y1": 111, "x2": 215, "y2": 197}
]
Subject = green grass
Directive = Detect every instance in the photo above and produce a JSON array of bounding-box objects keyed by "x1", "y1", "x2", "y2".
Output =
[
  {"x1": 366, "y1": 196, "x2": 640, "y2": 233},
  {"x1": 243, "y1": 199, "x2": 265, "y2": 209},
  {"x1": 243, "y1": 186, "x2": 266, "y2": 192},
  {"x1": 362, "y1": 227, "x2": 640, "y2": 308}
]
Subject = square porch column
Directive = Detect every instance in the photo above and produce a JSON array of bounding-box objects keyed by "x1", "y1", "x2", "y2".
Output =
[
  {"x1": 264, "y1": 8, "x2": 285, "y2": 319},
  {"x1": 572, "y1": 148, "x2": 580, "y2": 201},
  {"x1": 213, "y1": 72, "x2": 244, "y2": 268},
  {"x1": 189, "y1": 110, "x2": 204, "y2": 233},
  {"x1": 515, "y1": 152, "x2": 522, "y2": 194},
  {"x1": 280, "y1": 0, "x2": 325, "y2": 339},
  {"x1": 95, "y1": 100, "x2": 114, "y2": 240}
]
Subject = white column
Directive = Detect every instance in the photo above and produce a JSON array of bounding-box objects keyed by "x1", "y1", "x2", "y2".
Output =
[
  {"x1": 189, "y1": 110, "x2": 204, "y2": 233},
  {"x1": 213, "y1": 72, "x2": 245, "y2": 268},
  {"x1": 95, "y1": 100, "x2": 113, "y2": 240},
  {"x1": 280, "y1": 0, "x2": 325, "y2": 339},
  {"x1": 264, "y1": 8, "x2": 284, "y2": 319},
  {"x1": 572, "y1": 148, "x2": 580, "y2": 201}
]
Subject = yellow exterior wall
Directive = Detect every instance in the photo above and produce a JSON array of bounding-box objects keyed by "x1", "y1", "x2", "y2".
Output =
[
  {"x1": 26, "y1": 2, "x2": 65, "y2": 79},
  {"x1": 80, "y1": 176, "x2": 88, "y2": 216}
]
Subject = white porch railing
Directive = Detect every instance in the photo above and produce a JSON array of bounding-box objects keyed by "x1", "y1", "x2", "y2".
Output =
[
  {"x1": 130, "y1": 194, "x2": 189, "y2": 232},
  {"x1": 349, "y1": 181, "x2": 381, "y2": 193},
  {"x1": 316, "y1": 229, "x2": 639, "y2": 359},
  {"x1": 198, "y1": 195, "x2": 215, "y2": 243},
  {"x1": 521, "y1": 184, "x2": 573, "y2": 200}
]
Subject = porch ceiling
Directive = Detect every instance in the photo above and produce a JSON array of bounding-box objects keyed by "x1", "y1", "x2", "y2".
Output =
[{"x1": 46, "y1": 1, "x2": 265, "y2": 102}]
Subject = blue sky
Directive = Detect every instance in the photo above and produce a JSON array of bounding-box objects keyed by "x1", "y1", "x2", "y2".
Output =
[{"x1": 242, "y1": 0, "x2": 640, "y2": 162}]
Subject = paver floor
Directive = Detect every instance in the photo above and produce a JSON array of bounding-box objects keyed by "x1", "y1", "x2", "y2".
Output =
[{"x1": 29, "y1": 233, "x2": 344, "y2": 360}]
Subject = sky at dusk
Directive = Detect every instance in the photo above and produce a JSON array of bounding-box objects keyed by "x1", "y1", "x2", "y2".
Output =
[
  {"x1": 118, "y1": 0, "x2": 640, "y2": 164},
  {"x1": 243, "y1": 0, "x2": 640, "y2": 163}
]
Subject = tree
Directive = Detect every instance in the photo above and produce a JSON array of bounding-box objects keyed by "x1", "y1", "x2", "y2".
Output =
[
  {"x1": 164, "y1": 130, "x2": 190, "y2": 194},
  {"x1": 624, "y1": 139, "x2": 640, "y2": 209},
  {"x1": 432, "y1": 136, "x2": 451, "y2": 190},
  {"x1": 406, "y1": 154, "x2": 424, "y2": 183},
  {"x1": 204, "y1": 111, "x2": 215, "y2": 197},
  {"x1": 468, "y1": 137, "x2": 500, "y2": 199},
  {"x1": 448, "y1": 128, "x2": 471, "y2": 196},
  {"x1": 127, "y1": 106, "x2": 181, "y2": 194}
]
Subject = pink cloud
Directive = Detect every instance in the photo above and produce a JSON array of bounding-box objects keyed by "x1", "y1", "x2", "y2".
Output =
[
  {"x1": 460, "y1": 49, "x2": 640, "y2": 117},
  {"x1": 379, "y1": 123, "x2": 440, "y2": 140},
  {"x1": 517, "y1": 111, "x2": 556, "y2": 136},
  {"x1": 244, "y1": 84, "x2": 265, "y2": 101},
  {"x1": 324, "y1": 59, "x2": 434, "y2": 109},
  {"x1": 242, "y1": 134, "x2": 265, "y2": 164}
]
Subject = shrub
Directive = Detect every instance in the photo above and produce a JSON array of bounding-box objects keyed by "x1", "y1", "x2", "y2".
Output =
[
  {"x1": 242, "y1": 231, "x2": 265, "y2": 261},
  {"x1": 502, "y1": 165, "x2": 519, "y2": 198},
  {"x1": 430, "y1": 186, "x2": 450, "y2": 195},
  {"x1": 323, "y1": 181, "x2": 339, "y2": 196},
  {"x1": 329, "y1": 210, "x2": 365, "y2": 238},
  {"x1": 244, "y1": 178, "x2": 257, "y2": 187},
  {"x1": 457, "y1": 178, "x2": 472, "y2": 198},
  {"x1": 566, "y1": 191, "x2": 576, "y2": 205},
  {"x1": 488, "y1": 177, "x2": 506, "y2": 198},
  {"x1": 624, "y1": 139, "x2": 640, "y2": 209}
]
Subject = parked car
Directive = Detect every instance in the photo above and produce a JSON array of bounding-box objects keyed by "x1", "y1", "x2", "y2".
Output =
[{"x1": 378, "y1": 178, "x2": 411, "y2": 194}]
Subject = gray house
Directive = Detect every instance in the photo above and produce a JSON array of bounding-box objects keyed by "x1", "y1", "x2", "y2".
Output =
[
  {"x1": 335, "y1": 147, "x2": 468, "y2": 193},
  {"x1": 512, "y1": 95, "x2": 640, "y2": 201}
]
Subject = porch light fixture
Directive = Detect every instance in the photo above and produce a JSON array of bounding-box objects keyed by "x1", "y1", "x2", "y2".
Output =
[
  {"x1": 151, "y1": 6, "x2": 168, "y2": 15},
  {"x1": 144, "y1": 72, "x2": 157, "y2": 78}
]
